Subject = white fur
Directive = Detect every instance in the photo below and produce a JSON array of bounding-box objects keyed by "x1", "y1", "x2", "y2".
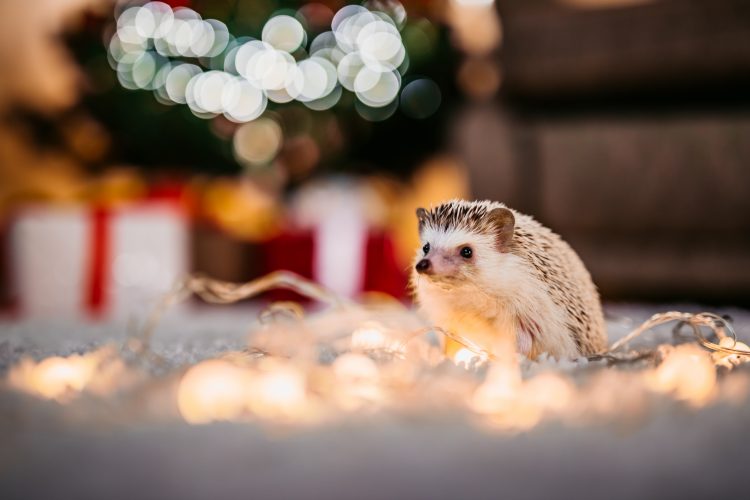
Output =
[
  {"x1": 415, "y1": 227, "x2": 579, "y2": 359},
  {"x1": 421, "y1": 226, "x2": 479, "y2": 251}
]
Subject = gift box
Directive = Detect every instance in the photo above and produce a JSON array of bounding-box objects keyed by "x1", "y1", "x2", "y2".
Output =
[
  {"x1": 263, "y1": 183, "x2": 408, "y2": 301},
  {"x1": 263, "y1": 228, "x2": 407, "y2": 301},
  {"x1": 7, "y1": 201, "x2": 189, "y2": 319}
]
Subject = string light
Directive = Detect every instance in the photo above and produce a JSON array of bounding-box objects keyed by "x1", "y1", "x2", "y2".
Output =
[
  {"x1": 6, "y1": 270, "x2": 747, "y2": 435},
  {"x1": 107, "y1": 1, "x2": 430, "y2": 122}
]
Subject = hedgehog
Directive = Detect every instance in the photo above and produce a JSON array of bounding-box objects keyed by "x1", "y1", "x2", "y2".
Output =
[{"x1": 411, "y1": 199, "x2": 607, "y2": 360}]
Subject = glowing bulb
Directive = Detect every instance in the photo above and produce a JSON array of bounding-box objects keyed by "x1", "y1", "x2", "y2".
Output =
[
  {"x1": 453, "y1": 348, "x2": 480, "y2": 369},
  {"x1": 31, "y1": 358, "x2": 90, "y2": 397},
  {"x1": 177, "y1": 360, "x2": 250, "y2": 424},
  {"x1": 351, "y1": 323, "x2": 388, "y2": 351},
  {"x1": 249, "y1": 365, "x2": 307, "y2": 419},
  {"x1": 646, "y1": 345, "x2": 716, "y2": 406},
  {"x1": 7, "y1": 349, "x2": 116, "y2": 402},
  {"x1": 471, "y1": 363, "x2": 522, "y2": 414}
]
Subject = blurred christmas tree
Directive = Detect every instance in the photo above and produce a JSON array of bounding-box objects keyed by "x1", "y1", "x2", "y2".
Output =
[{"x1": 63, "y1": 0, "x2": 460, "y2": 182}]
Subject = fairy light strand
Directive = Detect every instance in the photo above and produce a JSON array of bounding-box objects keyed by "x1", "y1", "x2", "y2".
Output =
[
  {"x1": 109, "y1": 1, "x2": 416, "y2": 120},
  {"x1": 137, "y1": 272, "x2": 748, "y2": 366},
  {"x1": 6, "y1": 270, "x2": 749, "y2": 431},
  {"x1": 609, "y1": 311, "x2": 745, "y2": 357}
]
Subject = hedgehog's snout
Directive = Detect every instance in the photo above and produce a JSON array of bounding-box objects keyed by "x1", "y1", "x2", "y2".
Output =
[{"x1": 415, "y1": 258, "x2": 432, "y2": 275}]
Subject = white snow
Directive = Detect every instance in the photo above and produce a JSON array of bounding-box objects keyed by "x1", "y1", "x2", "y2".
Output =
[{"x1": 0, "y1": 302, "x2": 748, "y2": 498}]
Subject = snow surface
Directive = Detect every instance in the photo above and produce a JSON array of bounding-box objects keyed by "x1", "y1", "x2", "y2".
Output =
[{"x1": 1, "y1": 303, "x2": 749, "y2": 499}]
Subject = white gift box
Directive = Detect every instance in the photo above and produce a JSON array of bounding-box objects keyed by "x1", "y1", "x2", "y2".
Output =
[{"x1": 8, "y1": 202, "x2": 188, "y2": 319}]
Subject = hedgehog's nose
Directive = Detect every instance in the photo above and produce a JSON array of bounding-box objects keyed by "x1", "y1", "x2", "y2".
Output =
[{"x1": 416, "y1": 259, "x2": 431, "y2": 274}]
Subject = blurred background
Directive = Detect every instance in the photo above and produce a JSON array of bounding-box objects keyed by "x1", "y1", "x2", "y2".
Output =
[{"x1": 0, "y1": 0, "x2": 748, "y2": 321}]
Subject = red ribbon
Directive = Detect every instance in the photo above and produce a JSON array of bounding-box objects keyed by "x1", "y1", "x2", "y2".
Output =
[{"x1": 85, "y1": 206, "x2": 110, "y2": 317}]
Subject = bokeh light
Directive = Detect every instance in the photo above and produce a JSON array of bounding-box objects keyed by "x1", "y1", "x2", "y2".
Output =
[
  {"x1": 453, "y1": 347, "x2": 481, "y2": 369},
  {"x1": 165, "y1": 63, "x2": 201, "y2": 103},
  {"x1": 337, "y1": 52, "x2": 366, "y2": 91},
  {"x1": 262, "y1": 14, "x2": 306, "y2": 53},
  {"x1": 107, "y1": 1, "x2": 422, "y2": 123},
  {"x1": 297, "y1": 3, "x2": 335, "y2": 31},
  {"x1": 233, "y1": 117, "x2": 283, "y2": 166},
  {"x1": 645, "y1": 345, "x2": 717, "y2": 407},
  {"x1": 351, "y1": 322, "x2": 391, "y2": 351},
  {"x1": 304, "y1": 84, "x2": 342, "y2": 111},
  {"x1": 222, "y1": 77, "x2": 267, "y2": 123},
  {"x1": 177, "y1": 359, "x2": 251, "y2": 424},
  {"x1": 448, "y1": 0, "x2": 502, "y2": 55},
  {"x1": 8, "y1": 347, "x2": 129, "y2": 402},
  {"x1": 248, "y1": 362, "x2": 308, "y2": 419},
  {"x1": 457, "y1": 57, "x2": 501, "y2": 99},
  {"x1": 134, "y1": 1, "x2": 173, "y2": 39},
  {"x1": 294, "y1": 57, "x2": 337, "y2": 102},
  {"x1": 187, "y1": 70, "x2": 230, "y2": 115},
  {"x1": 355, "y1": 98, "x2": 398, "y2": 122},
  {"x1": 355, "y1": 68, "x2": 401, "y2": 108},
  {"x1": 365, "y1": 0, "x2": 407, "y2": 29},
  {"x1": 400, "y1": 78, "x2": 441, "y2": 119}
]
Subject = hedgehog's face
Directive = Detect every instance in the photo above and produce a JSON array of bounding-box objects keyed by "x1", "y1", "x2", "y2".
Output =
[
  {"x1": 413, "y1": 204, "x2": 516, "y2": 288},
  {"x1": 414, "y1": 227, "x2": 490, "y2": 284}
]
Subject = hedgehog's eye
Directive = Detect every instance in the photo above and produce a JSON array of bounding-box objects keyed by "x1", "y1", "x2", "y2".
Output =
[
  {"x1": 460, "y1": 246, "x2": 473, "y2": 259},
  {"x1": 423, "y1": 243, "x2": 430, "y2": 255}
]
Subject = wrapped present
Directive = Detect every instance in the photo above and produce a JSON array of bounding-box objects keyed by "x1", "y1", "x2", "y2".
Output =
[
  {"x1": 262, "y1": 180, "x2": 407, "y2": 301},
  {"x1": 7, "y1": 201, "x2": 188, "y2": 319},
  {"x1": 263, "y1": 228, "x2": 407, "y2": 301}
]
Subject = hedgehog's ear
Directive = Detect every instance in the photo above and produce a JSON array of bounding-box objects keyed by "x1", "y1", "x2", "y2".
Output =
[
  {"x1": 416, "y1": 207, "x2": 428, "y2": 229},
  {"x1": 488, "y1": 207, "x2": 515, "y2": 251}
]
